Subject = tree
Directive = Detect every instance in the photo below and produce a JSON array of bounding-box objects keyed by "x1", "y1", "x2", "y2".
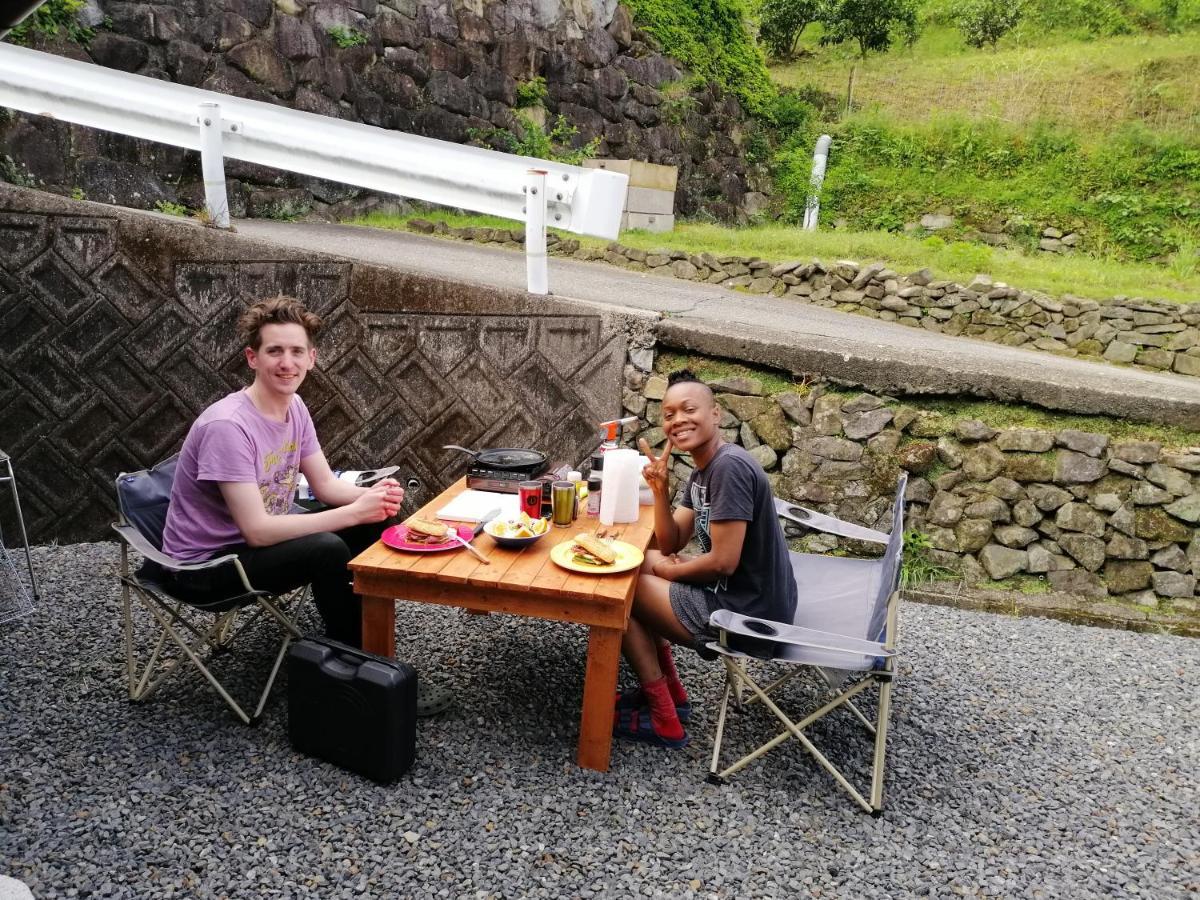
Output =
[
  {"x1": 757, "y1": 0, "x2": 822, "y2": 59},
  {"x1": 819, "y1": 0, "x2": 921, "y2": 58},
  {"x1": 955, "y1": 0, "x2": 1022, "y2": 49}
]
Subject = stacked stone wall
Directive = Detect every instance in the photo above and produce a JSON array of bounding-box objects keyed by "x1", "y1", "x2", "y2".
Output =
[
  {"x1": 421, "y1": 220, "x2": 1200, "y2": 378},
  {"x1": 0, "y1": 0, "x2": 766, "y2": 222},
  {"x1": 622, "y1": 347, "x2": 1200, "y2": 627}
]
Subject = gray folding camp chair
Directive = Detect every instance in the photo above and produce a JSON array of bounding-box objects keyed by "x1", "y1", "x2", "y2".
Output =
[
  {"x1": 113, "y1": 455, "x2": 310, "y2": 725},
  {"x1": 706, "y1": 474, "x2": 907, "y2": 815}
]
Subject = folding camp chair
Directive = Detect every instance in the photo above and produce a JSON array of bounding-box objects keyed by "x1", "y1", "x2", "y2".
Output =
[
  {"x1": 706, "y1": 474, "x2": 907, "y2": 815},
  {"x1": 113, "y1": 455, "x2": 310, "y2": 725}
]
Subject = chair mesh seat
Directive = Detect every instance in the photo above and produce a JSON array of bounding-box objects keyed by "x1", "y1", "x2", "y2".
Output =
[{"x1": 706, "y1": 475, "x2": 907, "y2": 814}]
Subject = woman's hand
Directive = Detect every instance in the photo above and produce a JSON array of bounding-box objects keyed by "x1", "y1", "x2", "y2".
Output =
[
  {"x1": 652, "y1": 552, "x2": 684, "y2": 579},
  {"x1": 638, "y1": 437, "x2": 674, "y2": 498}
]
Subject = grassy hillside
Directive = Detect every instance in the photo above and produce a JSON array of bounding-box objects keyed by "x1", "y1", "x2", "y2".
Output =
[
  {"x1": 773, "y1": 27, "x2": 1200, "y2": 139},
  {"x1": 763, "y1": 22, "x2": 1200, "y2": 268}
]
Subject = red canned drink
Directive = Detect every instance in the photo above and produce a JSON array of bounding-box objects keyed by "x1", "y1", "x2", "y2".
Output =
[{"x1": 519, "y1": 481, "x2": 543, "y2": 520}]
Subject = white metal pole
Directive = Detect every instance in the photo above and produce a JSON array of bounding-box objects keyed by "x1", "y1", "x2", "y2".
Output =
[
  {"x1": 198, "y1": 102, "x2": 230, "y2": 228},
  {"x1": 525, "y1": 168, "x2": 548, "y2": 295},
  {"x1": 803, "y1": 133, "x2": 832, "y2": 231}
]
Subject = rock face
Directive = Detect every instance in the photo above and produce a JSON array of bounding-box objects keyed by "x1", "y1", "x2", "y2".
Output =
[
  {"x1": 2, "y1": 1, "x2": 765, "y2": 222},
  {"x1": 623, "y1": 357, "x2": 1200, "y2": 616}
]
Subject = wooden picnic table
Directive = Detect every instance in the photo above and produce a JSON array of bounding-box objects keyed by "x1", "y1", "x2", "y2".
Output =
[{"x1": 348, "y1": 478, "x2": 655, "y2": 772}]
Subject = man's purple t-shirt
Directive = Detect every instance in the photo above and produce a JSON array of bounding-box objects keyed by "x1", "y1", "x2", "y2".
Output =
[{"x1": 162, "y1": 391, "x2": 319, "y2": 562}]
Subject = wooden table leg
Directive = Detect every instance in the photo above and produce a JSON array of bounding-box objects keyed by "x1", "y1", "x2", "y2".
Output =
[
  {"x1": 577, "y1": 625, "x2": 623, "y2": 772},
  {"x1": 361, "y1": 595, "x2": 395, "y2": 658}
]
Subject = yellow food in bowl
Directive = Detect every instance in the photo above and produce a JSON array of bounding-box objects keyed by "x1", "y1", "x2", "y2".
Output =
[{"x1": 486, "y1": 516, "x2": 548, "y2": 539}]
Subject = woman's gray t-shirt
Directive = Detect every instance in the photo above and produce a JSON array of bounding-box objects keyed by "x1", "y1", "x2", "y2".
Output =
[{"x1": 681, "y1": 443, "x2": 798, "y2": 624}]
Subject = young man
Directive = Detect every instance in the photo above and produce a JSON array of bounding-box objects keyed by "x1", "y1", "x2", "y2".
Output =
[
  {"x1": 160, "y1": 295, "x2": 403, "y2": 649},
  {"x1": 614, "y1": 370, "x2": 799, "y2": 748}
]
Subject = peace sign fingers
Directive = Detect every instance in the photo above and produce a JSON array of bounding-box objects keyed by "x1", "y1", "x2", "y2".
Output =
[{"x1": 638, "y1": 437, "x2": 673, "y2": 469}]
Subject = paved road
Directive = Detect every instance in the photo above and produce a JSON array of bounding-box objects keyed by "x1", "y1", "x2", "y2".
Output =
[{"x1": 236, "y1": 220, "x2": 1200, "y2": 428}]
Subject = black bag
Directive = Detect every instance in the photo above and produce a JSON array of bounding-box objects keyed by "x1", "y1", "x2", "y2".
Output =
[{"x1": 287, "y1": 638, "x2": 417, "y2": 782}]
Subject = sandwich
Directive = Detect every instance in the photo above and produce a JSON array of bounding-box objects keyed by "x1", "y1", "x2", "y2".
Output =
[
  {"x1": 406, "y1": 517, "x2": 451, "y2": 544},
  {"x1": 571, "y1": 533, "x2": 616, "y2": 567}
]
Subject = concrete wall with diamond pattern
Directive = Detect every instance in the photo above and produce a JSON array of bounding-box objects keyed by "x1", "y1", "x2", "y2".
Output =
[{"x1": 0, "y1": 185, "x2": 629, "y2": 544}]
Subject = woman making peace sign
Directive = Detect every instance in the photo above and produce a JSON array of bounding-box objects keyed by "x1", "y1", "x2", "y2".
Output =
[{"x1": 614, "y1": 370, "x2": 798, "y2": 749}]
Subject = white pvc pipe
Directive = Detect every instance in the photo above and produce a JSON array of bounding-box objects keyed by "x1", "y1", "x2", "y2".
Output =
[
  {"x1": 525, "y1": 168, "x2": 548, "y2": 295},
  {"x1": 803, "y1": 134, "x2": 832, "y2": 231},
  {"x1": 197, "y1": 102, "x2": 230, "y2": 228}
]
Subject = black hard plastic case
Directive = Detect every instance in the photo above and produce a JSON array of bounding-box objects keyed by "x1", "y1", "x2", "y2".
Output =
[{"x1": 287, "y1": 638, "x2": 417, "y2": 782}]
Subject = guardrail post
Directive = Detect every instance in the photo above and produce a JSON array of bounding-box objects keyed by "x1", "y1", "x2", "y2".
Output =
[
  {"x1": 198, "y1": 102, "x2": 231, "y2": 228},
  {"x1": 525, "y1": 168, "x2": 548, "y2": 295}
]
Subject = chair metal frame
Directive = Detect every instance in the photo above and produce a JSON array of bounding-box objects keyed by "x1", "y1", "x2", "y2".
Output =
[
  {"x1": 114, "y1": 459, "x2": 311, "y2": 725},
  {"x1": 705, "y1": 478, "x2": 906, "y2": 816},
  {"x1": 0, "y1": 450, "x2": 40, "y2": 625}
]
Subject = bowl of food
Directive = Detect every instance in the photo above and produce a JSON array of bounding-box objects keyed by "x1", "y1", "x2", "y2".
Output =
[{"x1": 484, "y1": 512, "x2": 550, "y2": 548}]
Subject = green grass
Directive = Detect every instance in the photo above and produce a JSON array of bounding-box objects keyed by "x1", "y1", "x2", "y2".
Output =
[
  {"x1": 350, "y1": 209, "x2": 1200, "y2": 303},
  {"x1": 764, "y1": 24, "x2": 1200, "y2": 264},
  {"x1": 824, "y1": 387, "x2": 1200, "y2": 447},
  {"x1": 652, "y1": 350, "x2": 810, "y2": 395},
  {"x1": 774, "y1": 26, "x2": 1200, "y2": 139},
  {"x1": 984, "y1": 575, "x2": 1053, "y2": 595}
]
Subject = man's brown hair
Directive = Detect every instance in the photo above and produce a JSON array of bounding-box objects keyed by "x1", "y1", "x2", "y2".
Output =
[{"x1": 238, "y1": 295, "x2": 323, "y2": 350}]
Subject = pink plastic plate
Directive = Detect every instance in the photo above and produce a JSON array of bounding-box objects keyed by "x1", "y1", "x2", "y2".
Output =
[{"x1": 381, "y1": 522, "x2": 474, "y2": 553}]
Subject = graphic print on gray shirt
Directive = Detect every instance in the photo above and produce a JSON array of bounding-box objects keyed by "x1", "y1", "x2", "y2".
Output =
[{"x1": 681, "y1": 443, "x2": 798, "y2": 625}]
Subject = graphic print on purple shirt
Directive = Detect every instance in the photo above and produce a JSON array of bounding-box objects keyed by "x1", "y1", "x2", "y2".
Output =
[{"x1": 161, "y1": 391, "x2": 319, "y2": 562}]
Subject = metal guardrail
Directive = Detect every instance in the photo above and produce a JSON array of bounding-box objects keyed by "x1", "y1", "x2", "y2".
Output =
[{"x1": 0, "y1": 42, "x2": 628, "y2": 294}]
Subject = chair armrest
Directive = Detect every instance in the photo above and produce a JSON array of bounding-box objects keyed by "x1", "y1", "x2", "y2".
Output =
[
  {"x1": 709, "y1": 608, "x2": 895, "y2": 658},
  {"x1": 774, "y1": 498, "x2": 889, "y2": 545},
  {"x1": 111, "y1": 523, "x2": 243, "y2": 576}
]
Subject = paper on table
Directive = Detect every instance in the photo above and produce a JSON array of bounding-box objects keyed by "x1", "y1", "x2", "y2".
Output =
[{"x1": 436, "y1": 489, "x2": 520, "y2": 523}]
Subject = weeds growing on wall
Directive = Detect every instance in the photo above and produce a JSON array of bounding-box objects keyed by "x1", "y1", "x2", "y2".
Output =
[
  {"x1": 7, "y1": 0, "x2": 92, "y2": 45},
  {"x1": 900, "y1": 531, "x2": 956, "y2": 589},
  {"x1": 326, "y1": 26, "x2": 368, "y2": 48},
  {"x1": 469, "y1": 114, "x2": 601, "y2": 165}
]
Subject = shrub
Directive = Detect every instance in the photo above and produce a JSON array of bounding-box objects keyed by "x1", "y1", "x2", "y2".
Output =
[
  {"x1": 757, "y1": 0, "x2": 822, "y2": 59},
  {"x1": 954, "y1": 0, "x2": 1023, "y2": 49},
  {"x1": 820, "y1": 0, "x2": 922, "y2": 57},
  {"x1": 326, "y1": 25, "x2": 367, "y2": 48},
  {"x1": 514, "y1": 76, "x2": 548, "y2": 109},
  {"x1": 622, "y1": 0, "x2": 776, "y2": 113},
  {"x1": 8, "y1": 0, "x2": 92, "y2": 45}
]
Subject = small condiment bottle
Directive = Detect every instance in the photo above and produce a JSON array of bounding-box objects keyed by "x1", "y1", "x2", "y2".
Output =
[{"x1": 586, "y1": 475, "x2": 602, "y2": 516}]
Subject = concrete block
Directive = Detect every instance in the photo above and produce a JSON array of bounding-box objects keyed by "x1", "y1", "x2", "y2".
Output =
[
  {"x1": 625, "y1": 186, "x2": 674, "y2": 215},
  {"x1": 585, "y1": 158, "x2": 678, "y2": 191},
  {"x1": 621, "y1": 212, "x2": 674, "y2": 233}
]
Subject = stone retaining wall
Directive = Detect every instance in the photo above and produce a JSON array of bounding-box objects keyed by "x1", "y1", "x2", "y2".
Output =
[
  {"x1": 1, "y1": 0, "x2": 766, "y2": 222},
  {"x1": 622, "y1": 348, "x2": 1200, "y2": 625},
  {"x1": 418, "y1": 219, "x2": 1200, "y2": 379}
]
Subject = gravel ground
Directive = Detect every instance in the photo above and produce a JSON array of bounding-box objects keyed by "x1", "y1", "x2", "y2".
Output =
[{"x1": 2, "y1": 542, "x2": 1198, "y2": 899}]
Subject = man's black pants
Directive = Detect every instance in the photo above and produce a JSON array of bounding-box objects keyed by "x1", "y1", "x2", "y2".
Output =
[{"x1": 163, "y1": 522, "x2": 384, "y2": 648}]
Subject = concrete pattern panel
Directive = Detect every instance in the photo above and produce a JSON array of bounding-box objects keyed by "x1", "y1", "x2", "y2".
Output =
[{"x1": 0, "y1": 204, "x2": 624, "y2": 543}]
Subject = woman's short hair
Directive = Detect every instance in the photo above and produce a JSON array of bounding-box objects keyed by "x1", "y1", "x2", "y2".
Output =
[{"x1": 238, "y1": 295, "x2": 323, "y2": 350}]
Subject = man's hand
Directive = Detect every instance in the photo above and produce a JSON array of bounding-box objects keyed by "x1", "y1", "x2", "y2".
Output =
[
  {"x1": 638, "y1": 437, "x2": 674, "y2": 498},
  {"x1": 350, "y1": 481, "x2": 403, "y2": 523}
]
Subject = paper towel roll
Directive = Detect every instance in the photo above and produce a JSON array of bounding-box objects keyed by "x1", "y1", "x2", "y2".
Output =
[{"x1": 599, "y1": 448, "x2": 641, "y2": 525}]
